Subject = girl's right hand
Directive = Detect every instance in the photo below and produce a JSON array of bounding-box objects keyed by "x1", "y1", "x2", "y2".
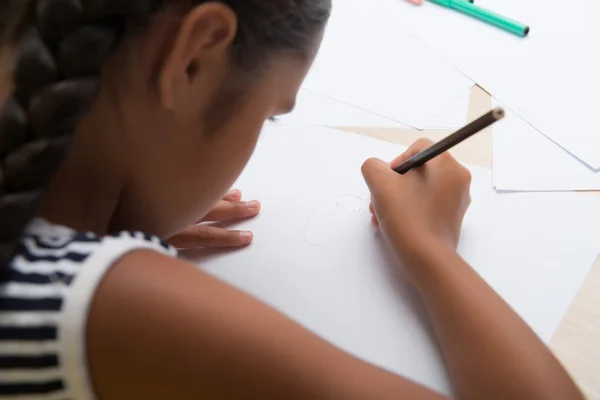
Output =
[{"x1": 362, "y1": 139, "x2": 472, "y2": 268}]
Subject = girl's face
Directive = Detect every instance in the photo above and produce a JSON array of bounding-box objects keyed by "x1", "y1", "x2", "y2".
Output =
[{"x1": 54, "y1": 5, "x2": 324, "y2": 237}]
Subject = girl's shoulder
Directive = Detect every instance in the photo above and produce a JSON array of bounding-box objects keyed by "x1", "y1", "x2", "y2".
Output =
[
  {"x1": 10, "y1": 218, "x2": 178, "y2": 273},
  {"x1": 4, "y1": 217, "x2": 179, "y2": 292},
  {"x1": 0, "y1": 218, "x2": 178, "y2": 399}
]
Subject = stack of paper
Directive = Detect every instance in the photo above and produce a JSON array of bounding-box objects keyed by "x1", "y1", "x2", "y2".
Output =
[
  {"x1": 374, "y1": 0, "x2": 600, "y2": 190},
  {"x1": 271, "y1": 0, "x2": 600, "y2": 191}
]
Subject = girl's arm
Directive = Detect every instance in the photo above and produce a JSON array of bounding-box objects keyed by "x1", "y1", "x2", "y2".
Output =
[
  {"x1": 362, "y1": 139, "x2": 583, "y2": 400},
  {"x1": 86, "y1": 247, "x2": 580, "y2": 400},
  {"x1": 403, "y1": 240, "x2": 583, "y2": 400},
  {"x1": 87, "y1": 250, "x2": 446, "y2": 400}
]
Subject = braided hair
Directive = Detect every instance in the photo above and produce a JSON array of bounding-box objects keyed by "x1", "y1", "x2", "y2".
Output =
[{"x1": 0, "y1": 0, "x2": 331, "y2": 275}]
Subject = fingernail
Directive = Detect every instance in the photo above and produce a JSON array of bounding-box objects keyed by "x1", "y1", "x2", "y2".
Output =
[
  {"x1": 244, "y1": 201, "x2": 260, "y2": 210},
  {"x1": 224, "y1": 190, "x2": 240, "y2": 201},
  {"x1": 240, "y1": 231, "x2": 254, "y2": 244}
]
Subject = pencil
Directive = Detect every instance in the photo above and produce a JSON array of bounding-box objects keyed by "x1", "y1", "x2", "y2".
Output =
[{"x1": 393, "y1": 107, "x2": 505, "y2": 174}]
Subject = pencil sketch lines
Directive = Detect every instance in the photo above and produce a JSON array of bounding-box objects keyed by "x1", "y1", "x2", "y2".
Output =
[{"x1": 304, "y1": 194, "x2": 370, "y2": 246}]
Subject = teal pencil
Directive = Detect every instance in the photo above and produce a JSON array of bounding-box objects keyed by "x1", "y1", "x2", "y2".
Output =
[{"x1": 428, "y1": 0, "x2": 529, "y2": 37}]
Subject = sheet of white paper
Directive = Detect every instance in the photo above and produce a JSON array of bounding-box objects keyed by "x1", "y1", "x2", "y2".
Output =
[
  {"x1": 266, "y1": 87, "x2": 472, "y2": 129},
  {"x1": 267, "y1": 88, "x2": 410, "y2": 128},
  {"x1": 376, "y1": 0, "x2": 600, "y2": 169},
  {"x1": 190, "y1": 126, "x2": 600, "y2": 396},
  {"x1": 301, "y1": 0, "x2": 474, "y2": 130},
  {"x1": 493, "y1": 100, "x2": 600, "y2": 191},
  {"x1": 425, "y1": 87, "x2": 471, "y2": 129}
]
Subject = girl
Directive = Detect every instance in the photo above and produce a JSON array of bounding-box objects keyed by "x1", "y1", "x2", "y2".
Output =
[{"x1": 0, "y1": 1, "x2": 584, "y2": 399}]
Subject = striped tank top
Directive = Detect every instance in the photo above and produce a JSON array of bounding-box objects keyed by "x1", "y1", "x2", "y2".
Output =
[{"x1": 0, "y1": 218, "x2": 177, "y2": 399}]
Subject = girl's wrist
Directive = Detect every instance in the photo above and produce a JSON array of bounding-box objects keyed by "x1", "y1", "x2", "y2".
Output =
[{"x1": 393, "y1": 233, "x2": 460, "y2": 289}]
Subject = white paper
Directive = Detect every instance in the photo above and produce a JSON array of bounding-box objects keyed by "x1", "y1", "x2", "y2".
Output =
[
  {"x1": 301, "y1": 0, "x2": 474, "y2": 130},
  {"x1": 267, "y1": 88, "x2": 410, "y2": 128},
  {"x1": 266, "y1": 87, "x2": 472, "y2": 129},
  {"x1": 191, "y1": 126, "x2": 600, "y2": 396},
  {"x1": 425, "y1": 86, "x2": 471, "y2": 129},
  {"x1": 493, "y1": 100, "x2": 600, "y2": 191},
  {"x1": 377, "y1": 0, "x2": 600, "y2": 169}
]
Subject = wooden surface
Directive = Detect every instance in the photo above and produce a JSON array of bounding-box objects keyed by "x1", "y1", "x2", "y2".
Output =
[{"x1": 342, "y1": 85, "x2": 600, "y2": 399}]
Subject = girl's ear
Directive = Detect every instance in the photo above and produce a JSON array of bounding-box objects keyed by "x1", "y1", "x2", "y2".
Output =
[{"x1": 158, "y1": 3, "x2": 238, "y2": 110}]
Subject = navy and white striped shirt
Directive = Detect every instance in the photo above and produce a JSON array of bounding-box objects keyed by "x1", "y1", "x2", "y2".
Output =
[{"x1": 0, "y1": 219, "x2": 177, "y2": 399}]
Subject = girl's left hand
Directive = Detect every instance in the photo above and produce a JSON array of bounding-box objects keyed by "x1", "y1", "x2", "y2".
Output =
[{"x1": 168, "y1": 190, "x2": 261, "y2": 249}]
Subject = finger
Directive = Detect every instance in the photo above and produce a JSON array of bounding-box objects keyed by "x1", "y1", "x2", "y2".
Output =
[
  {"x1": 389, "y1": 138, "x2": 435, "y2": 169},
  {"x1": 169, "y1": 225, "x2": 254, "y2": 249},
  {"x1": 223, "y1": 189, "x2": 242, "y2": 202},
  {"x1": 202, "y1": 200, "x2": 261, "y2": 222},
  {"x1": 371, "y1": 215, "x2": 380, "y2": 227},
  {"x1": 362, "y1": 157, "x2": 396, "y2": 194}
]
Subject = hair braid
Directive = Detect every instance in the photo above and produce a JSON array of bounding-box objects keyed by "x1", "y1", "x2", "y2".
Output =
[{"x1": 0, "y1": 0, "x2": 138, "y2": 271}]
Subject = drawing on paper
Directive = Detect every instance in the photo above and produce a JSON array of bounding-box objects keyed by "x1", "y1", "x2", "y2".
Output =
[{"x1": 304, "y1": 194, "x2": 370, "y2": 246}]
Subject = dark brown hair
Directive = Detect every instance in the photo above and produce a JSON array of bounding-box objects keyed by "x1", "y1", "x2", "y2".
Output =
[{"x1": 0, "y1": 0, "x2": 331, "y2": 274}]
